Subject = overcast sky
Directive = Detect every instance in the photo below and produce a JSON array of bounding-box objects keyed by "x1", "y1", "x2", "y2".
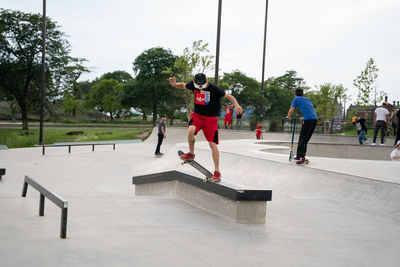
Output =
[{"x1": 2, "y1": 0, "x2": 400, "y2": 104}]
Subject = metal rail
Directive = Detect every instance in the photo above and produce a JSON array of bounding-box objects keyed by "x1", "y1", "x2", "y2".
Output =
[
  {"x1": 22, "y1": 175, "x2": 68, "y2": 239},
  {"x1": 39, "y1": 142, "x2": 116, "y2": 155}
]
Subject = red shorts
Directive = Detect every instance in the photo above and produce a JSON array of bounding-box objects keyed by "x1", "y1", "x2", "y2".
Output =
[
  {"x1": 189, "y1": 113, "x2": 219, "y2": 144},
  {"x1": 224, "y1": 116, "x2": 232, "y2": 125}
]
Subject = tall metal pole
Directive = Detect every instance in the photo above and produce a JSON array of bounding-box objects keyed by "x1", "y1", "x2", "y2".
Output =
[
  {"x1": 39, "y1": 0, "x2": 46, "y2": 145},
  {"x1": 260, "y1": 0, "x2": 269, "y2": 121},
  {"x1": 214, "y1": 0, "x2": 222, "y2": 86}
]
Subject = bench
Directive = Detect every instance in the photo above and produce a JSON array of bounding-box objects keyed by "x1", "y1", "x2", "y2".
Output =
[
  {"x1": 0, "y1": 168, "x2": 5, "y2": 181},
  {"x1": 132, "y1": 171, "x2": 272, "y2": 223},
  {"x1": 37, "y1": 142, "x2": 116, "y2": 155}
]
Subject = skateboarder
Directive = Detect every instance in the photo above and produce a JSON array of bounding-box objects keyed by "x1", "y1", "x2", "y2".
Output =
[
  {"x1": 169, "y1": 73, "x2": 243, "y2": 181},
  {"x1": 155, "y1": 114, "x2": 167, "y2": 157},
  {"x1": 285, "y1": 88, "x2": 317, "y2": 164}
]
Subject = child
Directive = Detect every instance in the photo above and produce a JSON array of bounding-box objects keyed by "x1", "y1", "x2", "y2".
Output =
[{"x1": 256, "y1": 121, "x2": 262, "y2": 140}]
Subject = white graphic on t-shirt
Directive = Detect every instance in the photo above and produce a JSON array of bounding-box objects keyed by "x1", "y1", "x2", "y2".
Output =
[{"x1": 195, "y1": 90, "x2": 210, "y2": 105}]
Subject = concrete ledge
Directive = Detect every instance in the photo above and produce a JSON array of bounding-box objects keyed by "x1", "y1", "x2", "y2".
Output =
[
  {"x1": 132, "y1": 171, "x2": 272, "y2": 223},
  {"x1": 259, "y1": 141, "x2": 394, "y2": 160}
]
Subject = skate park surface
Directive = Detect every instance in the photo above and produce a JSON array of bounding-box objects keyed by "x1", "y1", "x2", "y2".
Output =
[{"x1": 0, "y1": 127, "x2": 399, "y2": 266}]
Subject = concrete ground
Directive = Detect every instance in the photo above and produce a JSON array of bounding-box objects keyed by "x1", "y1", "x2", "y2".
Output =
[{"x1": 0, "y1": 127, "x2": 399, "y2": 267}]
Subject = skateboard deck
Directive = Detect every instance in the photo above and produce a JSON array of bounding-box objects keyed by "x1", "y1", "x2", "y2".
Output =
[
  {"x1": 178, "y1": 150, "x2": 214, "y2": 182},
  {"x1": 292, "y1": 159, "x2": 311, "y2": 165}
]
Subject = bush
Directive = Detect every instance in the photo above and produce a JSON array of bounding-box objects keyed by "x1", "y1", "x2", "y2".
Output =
[
  {"x1": 343, "y1": 122, "x2": 355, "y2": 132},
  {"x1": 249, "y1": 115, "x2": 258, "y2": 131},
  {"x1": 269, "y1": 119, "x2": 283, "y2": 132}
]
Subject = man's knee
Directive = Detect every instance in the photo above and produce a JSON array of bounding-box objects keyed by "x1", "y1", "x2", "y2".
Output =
[
  {"x1": 208, "y1": 142, "x2": 218, "y2": 149},
  {"x1": 188, "y1": 126, "x2": 196, "y2": 135}
]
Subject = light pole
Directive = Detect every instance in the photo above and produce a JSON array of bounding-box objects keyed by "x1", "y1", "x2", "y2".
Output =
[
  {"x1": 260, "y1": 0, "x2": 269, "y2": 121},
  {"x1": 214, "y1": 0, "x2": 222, "y2": 86},
  {"x1": 39, "y1": 0, "x2": 46, "y2": 145}
]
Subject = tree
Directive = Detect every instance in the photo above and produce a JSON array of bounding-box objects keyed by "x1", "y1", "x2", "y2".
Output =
[
  {"x1": 86, "y1": 79, "x2": 122, "y2": 121},
  {"x1": 219, "y1": 70, "x2": 260, "y2": 108},
  {"x1": 100, "y1": 70, "x2": 133, "y2": 83},
  {"x1": 308, "y1": 83, "x2": 348, "y2": 133},
  {"x1": 163, "y1": 40, "x2": 214, "y2": 120},
  {"x1": 119, "y1": 79, "x2": 151, "y2": 121},
  {"x1": 354, "y1": 58, "x2": 385, "y2": 106},
  {"x1": 61, "y1": 57, "x2": 89, "y2": 116},
  {"x1": 263, "y1": 70, "x2": 308, "y2": 118},
  {"x1": 0, "y1": 9, "x2": 76, "y2": 129},
  {"x1": 132, "y1": 47, "x2": 177, "y2": 125}
]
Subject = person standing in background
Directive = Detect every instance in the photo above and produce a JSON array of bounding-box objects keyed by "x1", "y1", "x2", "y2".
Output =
[
  {"x1": 394, "y1": 109, "x2": 400, "y2": 146},
  {"x1": 236, "y1": 111, "x2": 243, "y2": 130},
  {"x1": 390, "y1": 141, "x2": 400, "y2": 161},
  {"x1": 155, "y1": 115, "x2": 167, "y2": 157},
  {"x1": 256, "y1": 121, "x2": 262, "y2": 139},
  {"x1": 224, "y1": 104, "x2": 233, "y2": 130},
  {"x1": 372, "y1": 102, "x2": 389, "y2": 146},
  {"x1": 355, "y1": 113, "x2": 368, "y2": 145}
]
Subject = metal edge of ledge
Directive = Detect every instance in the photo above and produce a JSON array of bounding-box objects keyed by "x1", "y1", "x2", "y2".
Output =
[{"x1": 132, "y1": 171, "x2": 272, "y2": 201}]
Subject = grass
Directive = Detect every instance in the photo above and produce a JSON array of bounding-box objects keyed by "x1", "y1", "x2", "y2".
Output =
[
  {"x1": 0, "y1": 122, "x2": 153, "y2": 128},
  {"x1": 0, "y1": 128, "x2": 152, "y2": 148}
]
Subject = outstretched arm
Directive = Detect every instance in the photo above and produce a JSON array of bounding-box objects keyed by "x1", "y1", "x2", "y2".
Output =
[
  {"x1": 286, "y1": 107, "x2": 295, "y2": 120},
  {"x1": 168, "y1": 77, "x2": 186, "y2": 89},
  {"x1": 224, "y1": 94, "x2": 243, "y2": 115}
]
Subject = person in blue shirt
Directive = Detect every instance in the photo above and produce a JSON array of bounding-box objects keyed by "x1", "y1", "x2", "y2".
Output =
[{"x1": 286, "y1": 88, "x2": 318, "y2": 164}]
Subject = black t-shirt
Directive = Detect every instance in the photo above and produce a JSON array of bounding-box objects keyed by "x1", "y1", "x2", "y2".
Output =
[
  {"x1": 185, "y1": 81, "x2": 226, "y2": 116},
  {"x1": 158, "y1": 120, "x2": 166, "y2": 135},
  {"x1": 356, "y1": 118, "x2": 367, "y2": 133}
]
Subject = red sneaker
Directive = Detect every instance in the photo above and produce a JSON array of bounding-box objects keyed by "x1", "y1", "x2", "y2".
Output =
[
  {"x1": 296, "y1": 158, "x2": 305, "y2": 164},
  {"x1": 180, "y1": 152, "x2": 195, "y2": 161},
  {"x1": 211, "y1": 171, "x2": 221, "y2": 182}
]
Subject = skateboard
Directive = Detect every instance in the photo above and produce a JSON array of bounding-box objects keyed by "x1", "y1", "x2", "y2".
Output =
[{"x1": 178, "y1": 150, "x2": 215, "y2": 182}]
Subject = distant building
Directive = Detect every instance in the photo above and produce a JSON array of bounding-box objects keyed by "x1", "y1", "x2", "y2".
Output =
[{"x1": 347, "y1": 98, "x2": 399, "y2": 122}]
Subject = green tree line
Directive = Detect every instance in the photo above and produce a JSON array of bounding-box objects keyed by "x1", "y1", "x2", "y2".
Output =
[{"x1": 2, "y1": 8, "x2": 384, "y2": 131}]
